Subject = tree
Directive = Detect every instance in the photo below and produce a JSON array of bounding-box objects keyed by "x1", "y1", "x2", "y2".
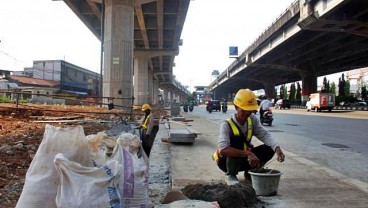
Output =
[
  {"x1": 338, "y1": 77, "x2": 343, "y2": 96},
  {"x1": 280, "y1": 85, "x2": 285, "y2": 99},
  {"x1": 344, "y1": 80, "x2": 350, "y2": 97},
  {"x1": 282, "y1": 85, "x2": 288, "y2": 99},
  {"x1": 362, "y1": 86, "x2": 367, "y2": 100},
  {"x1": 289, "y1": 83, "x2": 296, "y2": 102},
  {"x1": 338, "y1": 74, "x2": 346, "y2": 97},
  {"x1": 330, "y1": 82, "x2": 336, "y2": 96},
  {"x1": 322, "y1": 77, "x2": 328, "y2": 93}
]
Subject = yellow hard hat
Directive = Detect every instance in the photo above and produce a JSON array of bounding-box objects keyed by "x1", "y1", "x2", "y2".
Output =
[
  {"x1": 142, "y1": 103, "x2": 151, "y2": 111},
  {"x1": 233, "y1": 89, "x2": 259, "y2": 111}
]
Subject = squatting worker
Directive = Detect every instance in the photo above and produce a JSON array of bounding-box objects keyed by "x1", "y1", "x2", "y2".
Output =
[
  {"x1": 140, "y1": 104, "x2": 159, "y2": 157},
  {"x1": 212, "y1": 89, "x2": 285, "y2": 185}
]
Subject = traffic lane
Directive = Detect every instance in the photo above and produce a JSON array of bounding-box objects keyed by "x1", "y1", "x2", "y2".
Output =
[
  {"x1": 191, "y1": 106, "x2": 368, "y2": 183},
  {"x1": 263, "y1": 109, "x2": 368, "y2": 183},
  {"x1": 273, "y1": 108, "x2": 368, "y2": 120},
  {"x1": 269, "y1": 109, "x2": 368, "y2": 157}
]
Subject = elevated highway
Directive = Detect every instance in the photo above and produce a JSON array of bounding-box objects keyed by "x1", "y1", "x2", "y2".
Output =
[
  {"x1": 210, "y1": 0, "x2": 368, "y2": 101},
  {"x1": 60, "y1": 0, "x2": 190, "y2": 107}
]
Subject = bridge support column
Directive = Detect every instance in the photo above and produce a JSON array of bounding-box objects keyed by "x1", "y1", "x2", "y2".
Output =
[
  {"x1": 301, "y1": 74, "x2": 317, "y2": 103},
  {"x1": 148, "y1": 68, "x2": 154, "y2": 104},
  {"x1": 172, "y1": 92, "x2": 177, "y2": 103},
  {"x1": 167, "y1": 89, "x2": 172, "y2": 104},
  {"x1": 133, "y1": 57, "x2": 149, "y2": 106},
  {"x1": 153, "y1": 79, "x2": 160, "y2": 105},
  {"x1": 263, "y1": 81, "x2": 276, "y2": 99},
  {"x1": 103, "y1": 0, "x2": 134, "y2": 109}
]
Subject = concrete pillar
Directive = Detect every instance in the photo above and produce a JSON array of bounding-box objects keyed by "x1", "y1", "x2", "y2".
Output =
[
  {"x1": 172, "y1": 92, "x2": 176, "y2": 103},
  {"x1": 148, "y1": 69, "x2": 154, "y2": 104},
  {"x1": 103, "y1": 0, "x2": 134, "y2": 108},
  {"x1": 263, "y1": 81, "x2": 276, "y2": 99},
  {"x1": 153, "y1": 79, "x2": 160, "y2": 105},
  {"x1": 133, "y1": 57, "x2": 149, "y2": 106},
  {"x1": 169, "y1": 89, "x2": 173, "y2": 103},
  {"x1": 301, "y1": 74, "x2": 317, "y2": 102}
]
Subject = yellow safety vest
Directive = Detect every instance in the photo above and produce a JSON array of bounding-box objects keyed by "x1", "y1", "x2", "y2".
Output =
[
  {"x1": 142, "y1": 115, "x2": 151, "y2": 129},
  {"x1": 212, "y1": 117, "x2": 253, "y2": 162}
]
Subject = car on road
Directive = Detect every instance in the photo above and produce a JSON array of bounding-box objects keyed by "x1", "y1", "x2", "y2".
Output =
[
  {"x1": 275, "y1": 99, "x2": 291, "y2": 109},
  {"x1": 211, "y1": 100, "x2": 221, "y2": 111},
  {"x1": 355, "y1": 101, "x2": 367, "y2": 106},
  {"x1": 339, "y1": 101, "x2": 367, "y2": 107}
]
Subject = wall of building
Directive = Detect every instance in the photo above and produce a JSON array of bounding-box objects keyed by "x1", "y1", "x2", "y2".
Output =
[{"x1": 32, "y1": 60, "x2": 100, "y2": 95}]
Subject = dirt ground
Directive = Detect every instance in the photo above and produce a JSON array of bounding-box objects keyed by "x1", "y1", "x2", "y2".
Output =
[{"x1": 0, "y1": 103, "x2": 145, "y2": 207}]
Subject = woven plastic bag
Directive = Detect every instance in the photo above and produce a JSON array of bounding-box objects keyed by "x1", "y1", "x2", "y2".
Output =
[
  {"x1": 113, "y1": 133, "x2": 150, "y2": 207},
  {"x1": 16, "y1": 125, "x2": 92, "y2": 208},
  {"x1": 54, "y1": 153, "x2": 122, "y2": 208}
]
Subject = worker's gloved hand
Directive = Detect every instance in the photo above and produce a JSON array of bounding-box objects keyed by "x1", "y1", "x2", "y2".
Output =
[
  {"x1": 247, "y1": 151, "x2": 260, "y2": 168},
  {"x1": 275, "y1": 146, "x2": 285, "y2": 162}
]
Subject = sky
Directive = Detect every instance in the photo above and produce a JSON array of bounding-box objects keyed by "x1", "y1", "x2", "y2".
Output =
[{"x1": 0, "y1": 0, "x2": 352, "y2": 92}]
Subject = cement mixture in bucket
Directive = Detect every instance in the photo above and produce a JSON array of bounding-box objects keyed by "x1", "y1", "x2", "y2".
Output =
[{"x1": 248, "y1": 168, "x2": 282, "y2": 196}]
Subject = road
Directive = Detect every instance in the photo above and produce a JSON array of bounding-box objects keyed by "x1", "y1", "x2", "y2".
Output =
[{"x1": 185, "y1": 105, "x2": 368, "y2": 183}]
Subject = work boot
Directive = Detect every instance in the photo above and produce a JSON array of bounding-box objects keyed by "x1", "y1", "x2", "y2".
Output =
[{"x1": 226, "y1": 175, "x2": 239, "y2": 186}]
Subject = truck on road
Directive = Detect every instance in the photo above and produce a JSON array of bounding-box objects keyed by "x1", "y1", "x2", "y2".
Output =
[{"x1": 306, "y1": 93, "x2": 335, "y2": 112}]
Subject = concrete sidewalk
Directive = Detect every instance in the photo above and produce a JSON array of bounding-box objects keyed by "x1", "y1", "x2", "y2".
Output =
[{"x1": 162, "y1": 113, "x2": 368, "y2": 207}]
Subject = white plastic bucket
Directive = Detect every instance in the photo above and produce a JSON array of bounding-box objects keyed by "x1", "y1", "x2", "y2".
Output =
[{"x1": 248, "y1": 169, "x2": 282, "y2": 196}]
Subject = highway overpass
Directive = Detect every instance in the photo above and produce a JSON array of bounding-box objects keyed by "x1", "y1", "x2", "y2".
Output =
[
  {"x1": 210, "y1": 0, "x2": 368, "y2": 102},
  {"x1": 60, "y1": 0, "x2": 190, "y2": 108}
]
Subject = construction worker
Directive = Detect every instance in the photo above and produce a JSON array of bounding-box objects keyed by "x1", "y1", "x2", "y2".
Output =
[
  {"x1": 140, "y1": 104, "x2": 159, "y2": 157},
  {"x1": 212, "y1": 89, "x2": 285, "y2": 185}
]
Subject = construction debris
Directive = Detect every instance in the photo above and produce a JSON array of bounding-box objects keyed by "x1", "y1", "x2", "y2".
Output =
[
  {"x1": 0, "y1": 103, "x2": 170, "y2": 207},
  {"x1": 182, "y1": 182, "x2": 257, "y2": 208}
]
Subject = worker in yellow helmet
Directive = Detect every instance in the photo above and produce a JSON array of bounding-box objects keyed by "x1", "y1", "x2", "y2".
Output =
[
  {"x1": 139, "y1": 103, "x2": 159, "y2": 157},
  {"x1": 212, "y1": 89, "x2": 285, "y2": 185}
]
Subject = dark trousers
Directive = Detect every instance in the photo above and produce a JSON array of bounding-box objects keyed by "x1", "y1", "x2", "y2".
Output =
[
  {"x1": 217, "y1": 145, "x2": 274, "y2": 176},
  {"x1": 142, "y1": 126, "x2": 159, "y2": 157},
  {"x1": 260, "y1": 109, "x2": 265, "y2": 119}
]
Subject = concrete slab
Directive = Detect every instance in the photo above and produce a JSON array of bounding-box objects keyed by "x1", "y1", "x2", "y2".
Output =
[
  {"x1": 172, "y1": 116, "x2": 185, "y2": 121},
  {"x1": 169, "y1": 129, "x2": 197, "y2": 143}
]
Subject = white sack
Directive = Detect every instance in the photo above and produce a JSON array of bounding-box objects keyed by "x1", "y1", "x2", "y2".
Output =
[
  {"x1": 16, "y1": 125, "x2": 92, "y2": 208},
  {"x1": 87, "y1": 132, "x2": 117, "y2": 167},
  {"x1": 54, "y1": 153, "x2": 122, "y2": 208},
  {"x1": 112, "y1": 133, "x2": 150, "y2": 207}
]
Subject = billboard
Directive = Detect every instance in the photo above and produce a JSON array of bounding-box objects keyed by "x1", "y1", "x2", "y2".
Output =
[{"x1": 229, "y1": 46, "x2": 238, "y2": 57}]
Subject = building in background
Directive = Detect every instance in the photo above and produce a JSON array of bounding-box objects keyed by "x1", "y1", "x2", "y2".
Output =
[
  {"x1": 1, "y1": 61, "x2": 101, "y2": 104},
  {"x1": 27, "y1": 60, "x2": 101, "y2": 96},
  {"x1": 194, "y1": 86, "x2": 213, "y2": 104}
]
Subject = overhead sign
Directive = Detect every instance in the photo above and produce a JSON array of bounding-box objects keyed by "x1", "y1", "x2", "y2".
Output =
[{"x1": 229, "y1": 46, "x2": 238, "y2": 57}]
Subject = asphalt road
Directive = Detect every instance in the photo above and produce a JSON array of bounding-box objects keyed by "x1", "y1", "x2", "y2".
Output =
[{"x1": 186, "y1": 105, "x2": 368, "y2": 183}]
